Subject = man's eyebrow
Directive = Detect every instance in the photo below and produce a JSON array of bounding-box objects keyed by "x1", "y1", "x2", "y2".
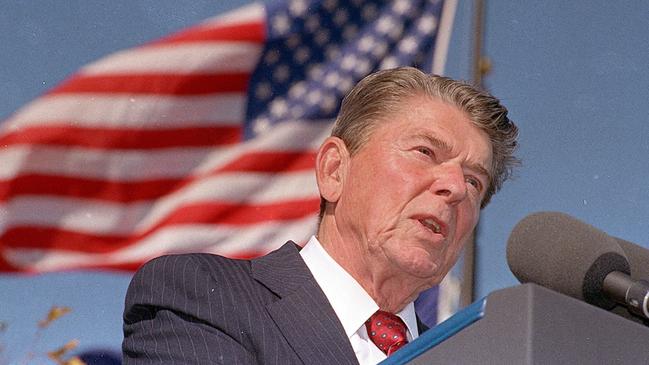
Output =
[
  {"x1": 416, "y1": 133, "x2": 452, "y2": 153},
  {"x1": 415, "y1": 133, "x2": 492, "y2": 183},
  {"x1": 466, "y1": 162, "x2": 491, "y2": 182}
]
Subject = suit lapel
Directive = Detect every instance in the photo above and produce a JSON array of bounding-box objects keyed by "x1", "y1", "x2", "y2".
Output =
[{"x1": 252, "y1": 242, "x2": 358, "y2": 365}]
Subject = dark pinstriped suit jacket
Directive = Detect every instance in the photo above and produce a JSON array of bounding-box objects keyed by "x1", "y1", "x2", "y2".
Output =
[{"x1": 122, "y1": 242, "x2": 360, "y2": 364}]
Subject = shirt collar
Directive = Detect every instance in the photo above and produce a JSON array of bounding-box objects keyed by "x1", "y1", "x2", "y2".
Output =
[{"x1": 300, "y1": 236, "x2": 419, "y2": 340}]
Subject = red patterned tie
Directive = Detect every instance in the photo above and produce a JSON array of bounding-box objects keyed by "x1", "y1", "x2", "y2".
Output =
[{"x1": 365, "y1": 310, "x2": 409, "y2": 356}]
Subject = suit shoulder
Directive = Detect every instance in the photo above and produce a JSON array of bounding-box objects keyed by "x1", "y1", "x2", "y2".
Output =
[
  {"x1": 134, "y1": 252, "x2": 251, "y2": 279},
  {"x1": 126, "y1": 253, "x2": 255, "y2": 307},
  {"x1": 132, "y1": 252, "x2": 251, "y2": 287}
]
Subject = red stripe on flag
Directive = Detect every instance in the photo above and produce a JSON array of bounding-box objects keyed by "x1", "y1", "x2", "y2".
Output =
[
  {"x1": 0, "y1": 255, "x2": 19, "y2": 273},
  {"x1": 1, "y1": 198, "x2": 320, "y2": 253},
  {"x1": 218, "y1": 151, "x2": 316, "y2": 173},
  {"x1": 0, "y1": 151, "x2": 316, "y2": 203},
  {"x1": 74, "y1": 250, "x2": 267, "y2": 272},
  {"x1": 49, "y1": 73, "x2": 251, "y2": 95},
  {"x1": 167, "y1": 199, "x2": 319, "y2": 225},
  {"x1": 153, "y1": 22, "x2": 266, "y2": 45},
  {"x1": 0, "y1": 125, "x2": 242, "y2": 149},
  {"x1": 0, "y1": 175, "x2": 182, "y2": 203},
  {"x1": 0, "y1": 250, "x2": 269, "y2": 273}
]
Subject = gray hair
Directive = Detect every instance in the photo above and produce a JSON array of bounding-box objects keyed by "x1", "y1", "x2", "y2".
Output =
[{"x1": 321, "y1": 66, "x2": 518, "y2": 215}]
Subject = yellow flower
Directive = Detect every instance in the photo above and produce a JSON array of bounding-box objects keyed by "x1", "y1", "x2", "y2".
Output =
[
  {"x1": 38, "y1": 306, "x2": 72, "y2": 328},
  {"x1": 47, "y1": 339, "x2": 86, "y2": 365},
  {"x1": 64, "y1": 356, "x2": 87, "y2": 365}
]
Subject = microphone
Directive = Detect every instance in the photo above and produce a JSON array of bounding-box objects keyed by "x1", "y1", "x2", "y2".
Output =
[
  {"x1": 506, "y1": 211, "x2": 649, "y2": 320},
  {"x1": 615, "y1": 237, "x2": 649, "y2": 281}
]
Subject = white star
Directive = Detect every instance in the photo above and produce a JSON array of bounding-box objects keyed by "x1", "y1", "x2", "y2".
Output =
[
  {"x1": 272, "y1": 14, "x2": 291, "y2": 35},
  {"x1": 324, "y1": 72, "x2": 341, "y2": 88},
  {"x1": 285, "y1": 34, "x2": 301, "y2": 48},
  {"x1": 417, "y1": 14, "x2": 438, "y2": 34},
  {"x1": 314, "y1": 29, "x2": 330, "y2": 46},
  {"x1": 323, "y1": 0, "x2": 338, "y2": 11},
  {"x1": 341, "y1": 54, "x2": 357, "y2": 71},
  {"x1": 273, "y1": 65, "x2": 290, "y2": 83},
  {"x1": 379, "y1": 56, "x2": 399, "y2": 70},
  {"x1": 358, "y1": 35, "x2": 376, "y2": 53},
  {"x1": 333, "y1": 9, "x2": 348, "y2": 26},
  {"x1": 264, "y1": 51, "x2": 280, "y2": 65},
  {"x1": 392, "y1": 0, "x2": 412, "y2": 15},
  {"x1": 353, "y1": 59, "x2": 372, "y2": 76},
  {"x1": 371, "y1": 41, "x2": 389, "y2": 57},
  {"x1": 305, "y1": 15, "x2": 320, "y2": 33},
  {"x1": 270, "y1": 99, "x2": 289, "y2": 117},
  {"x1": 306, "y1": 89, "x2": 324, "y2": 105},
  {"x1": 336, "y1": 77, "x2": 353, "y2": 93},
  {"x1": 376, "y1": 16, "x2": 395, "y2": 35},
  {"x1": 307, "y1": 64, "x2": 324, "y2": 80},
  {"x1": 255, "y1": 82, "x2": 272, "y2": 100},
  {"x1": 253, "y1": 117, "x2": 271, "y2": 135},
  {"x1": 321, "y1": 94, "x2": 338, "y2": 113},
  {"x1": 325, "y1": 46, "x2": 341, "y2": 60},
  {"x1": 387, "y1": 23, "x2": 404, "y2": 40},
  {"x1": 342, "y1": 25, "x2": 359, "y2": 41},
  {"x1": 289, "y1": 0, "x2": 308, "y2": 17},
  {"x1": 289, "y1": 81, "x2": 307, "y2": 98},
  {"x1": 294, "y1": 46, "x2": 311, "y2": 64},
  {"x1": 361, "y1": 3, "x2": 378, "y2": 21},
  {"x1": 398, "y1": 36, "x2": 419, "y2": 54}
]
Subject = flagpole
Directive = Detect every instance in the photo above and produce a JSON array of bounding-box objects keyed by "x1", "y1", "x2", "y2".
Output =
[
  {"x1": 472, "y1": 0, "x2": 487, "y2": 88},
  {"x1": 461, "y1": 0, "x2": 487, "y2": 308}
]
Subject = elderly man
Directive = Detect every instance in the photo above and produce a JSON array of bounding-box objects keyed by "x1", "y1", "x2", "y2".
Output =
[{"x1": 122, "y1": 67, "x2": 518, "y2": 364}]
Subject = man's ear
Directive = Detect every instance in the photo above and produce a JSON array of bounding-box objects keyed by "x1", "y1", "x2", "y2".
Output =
[{"x1": 315, "y1": 136, "x2": 349, "y2": 204}]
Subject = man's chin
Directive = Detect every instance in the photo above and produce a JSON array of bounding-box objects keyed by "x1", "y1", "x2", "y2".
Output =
[{"x1": 394, "y1": 257, "x2": 443, "y2": 282}]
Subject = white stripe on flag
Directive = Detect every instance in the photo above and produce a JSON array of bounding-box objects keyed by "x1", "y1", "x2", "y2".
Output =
[
  {"x1": 4, "y1": 215, "x2": 319, "y2": 271},
  {"x1": 200, "y1": 3, "x2": 266, "y2": 28},
  {"x1": 1, "y1": 171, "x2": 318, "y2": 235},
  {"x1": 80, "y1": 43, "x2": 263, "y2": 75},
  {"x1": 1, "y1": 120, "x2": 332, "y2": 180},
  {"x1": 4, "y1": 93, "x2": 246, "y2": 130}
]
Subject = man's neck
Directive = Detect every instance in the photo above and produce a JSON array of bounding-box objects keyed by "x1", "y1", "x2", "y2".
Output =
[{"x1": 317, "y1": 219, "x2": 431, "y2": 313}]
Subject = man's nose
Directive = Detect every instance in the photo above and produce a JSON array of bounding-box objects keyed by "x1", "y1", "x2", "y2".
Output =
[{"x1": 431, "y1": 163, "x2": 467, "y2": 205}]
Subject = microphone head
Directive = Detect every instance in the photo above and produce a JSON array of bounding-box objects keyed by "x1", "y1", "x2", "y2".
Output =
[
  {"x1": 615, "y1": 237, "x2": 649, "y2": 281},
  {"x1": 507, "y1": 211, "x2": 630, "y2": 309}
]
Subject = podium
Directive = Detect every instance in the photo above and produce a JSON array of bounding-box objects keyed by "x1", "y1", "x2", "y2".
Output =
[{"x1": 382, "y1": 283, "x2": 649, "y2": 364}]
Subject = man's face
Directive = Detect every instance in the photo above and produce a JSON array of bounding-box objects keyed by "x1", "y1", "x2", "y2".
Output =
[{"x1": 335, "y1": 95, "x2": 492, "y2": 285}]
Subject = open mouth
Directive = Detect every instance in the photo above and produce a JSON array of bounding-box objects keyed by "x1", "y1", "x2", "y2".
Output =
[{"x1": 419, "y1": 218, "x2": 443, "y2": 235}]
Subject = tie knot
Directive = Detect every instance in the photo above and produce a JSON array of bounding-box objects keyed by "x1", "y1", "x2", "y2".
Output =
[{"x1": 365, "y1": 310, "x2": 409, "y2": 356}]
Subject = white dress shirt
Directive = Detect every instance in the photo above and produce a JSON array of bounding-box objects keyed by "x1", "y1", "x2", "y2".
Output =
[{"x1": 300, "y1": 236, "x2": 418, "y2": 365}]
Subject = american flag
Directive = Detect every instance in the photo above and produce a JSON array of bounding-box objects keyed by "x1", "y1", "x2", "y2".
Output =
[{"x1": 0, "y1": 0, "x2": 456, "y2": 286}]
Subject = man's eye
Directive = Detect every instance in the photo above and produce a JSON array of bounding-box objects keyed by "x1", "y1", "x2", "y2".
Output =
[
  {"x1": 417, "y1": 147, "x2": 433, "y2": 157},
  {"x1": 465, "y1": 176, "x2": 481, "y2": 190}
]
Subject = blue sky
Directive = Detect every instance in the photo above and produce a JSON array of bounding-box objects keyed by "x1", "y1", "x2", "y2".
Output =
[{"x1": 2, "y1": 0, "x2": 648, "y2": 360}]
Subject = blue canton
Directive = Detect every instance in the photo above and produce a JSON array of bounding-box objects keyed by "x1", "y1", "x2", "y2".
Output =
[{"x1": 244, "y1": 0, "x2": 445, "y2": 139}]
